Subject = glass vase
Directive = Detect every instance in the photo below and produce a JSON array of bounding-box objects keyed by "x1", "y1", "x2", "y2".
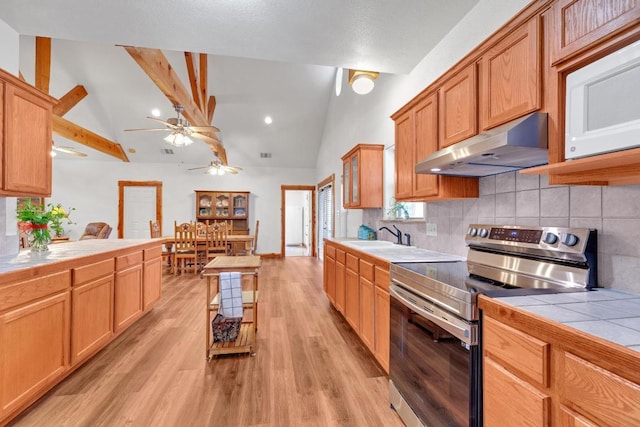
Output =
[{"x1": 29, "y1": 224, "x2": 51, "y2": 253}]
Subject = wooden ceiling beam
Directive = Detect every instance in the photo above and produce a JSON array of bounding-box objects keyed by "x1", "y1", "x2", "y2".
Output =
[
  {"x1": 35, "y1": 37, "x2": 51, "y2": 93},
  {"x1": 184, "y1": 52, "x2": 201, "y2": 110},
  {"x1": 53, "y1": 115, "x2": 129, "y2": 162},
  {"x1": 53, "y1": 85, "x2": 88, "y2": 116},
  {"x1": 123, "y1": 46, "x2": 226, "y2": 163},
  {"x1": 207, "y1": 95, "x2": 216, "y2": 124},
  {"x1": 199, "y1": 53, "x2": 208, "y2": 118}
]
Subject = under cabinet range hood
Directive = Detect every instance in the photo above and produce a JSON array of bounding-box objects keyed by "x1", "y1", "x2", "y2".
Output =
[{"x1": 416, "y1": 112, "x2": 548, "y2": 177}]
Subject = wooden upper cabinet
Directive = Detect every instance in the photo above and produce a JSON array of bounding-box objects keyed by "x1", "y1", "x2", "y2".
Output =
[
  {"x1": 394, "y1": 110, "x2": 414, "y2": 200},
  {"x1": 480, "y1": 16, "x2": 542, "y2": 130},
  {"x1": 0, "y1": 68, "x2": 56, "y2": 197},
  {"x1": 341, "y1": 144, "x2": 384, "y2": 209},
  {"x1": 439, "y1": 63, "x2": 477, "y2": 148},
  {"x1": 551, "y1": 0, "x2": 640, "y2": 65},
  {"x1": 393, "y1": 92, "x2": 479, "y2": 202},
  {"x1": 394, "y1": 93, "x2": 439, "y2": 200},
  {"x1": 414, "y1": 94, "x2": 441, "y2": 198}
]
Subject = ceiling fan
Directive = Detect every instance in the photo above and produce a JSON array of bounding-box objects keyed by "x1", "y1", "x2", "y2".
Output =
[
  {"x1": 51, "y1": 144, "x2": 87, "y2": 157},
  {"x1": 188, "y1": 159, "x2": 242, "y2": 175},
  {"x1": 124, "y1": 104, "x2": 221, "y2": 147}
]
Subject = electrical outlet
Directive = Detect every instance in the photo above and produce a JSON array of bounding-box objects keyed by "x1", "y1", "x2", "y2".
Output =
[{"x1": 426, "y1": 223, "x2": 437, "y2": 236}]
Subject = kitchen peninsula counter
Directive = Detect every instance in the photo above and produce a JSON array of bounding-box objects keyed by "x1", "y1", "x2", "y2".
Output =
[
  {"x1": 0, "y1": 238, "x2": 163, "y2": 425},
  {"x1": 0, "y1": 238, "x2": 163, "y2": 280}
]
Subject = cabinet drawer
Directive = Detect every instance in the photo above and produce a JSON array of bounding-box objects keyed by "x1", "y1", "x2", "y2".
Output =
[
  {"x1": 73, "y1": 259, "x2": 114, "y2": 286},
  {"x1": 484, "y1": 357, "x2": 550, "y2": 427},
  {"x1": 562, "y1": 352, "x2": 640, "y2": 426},
  {"x1": 326, "y1": 245, "x2": 336, "y2": 259},
  {"x1": 116, "y1": 251, "x2": 144, "y2": 271},
  {"x1": 374, "y1": 266, "x2": 390, "y2": 291},
  {"x1": 336, "y1": 249, "x2": 346, "y2": 264},
  {"x1": 346, "y1": 253, "x2": 359, "y2": 272},
  {"x1": 0, "y1": 271, "x2": 71, "y2": 312},
  {"x1": 483, "y1": 315, "x2": 550, "y2": 388},
  {"x1": 359, "y1": 260, "x2": 374, "y2": 282},
  {"x1": 144, "y1": 246, "x2": 162, "y2": 261}
]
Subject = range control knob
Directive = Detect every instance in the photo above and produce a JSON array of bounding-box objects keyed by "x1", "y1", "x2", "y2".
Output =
[
  {"x1": 468, "y1": 228, "x2": 477, "y2": 237},
  {"x1": 563, "y1": 233, "x2": 579, "y2": 247},
  {"x1": 479, "y1": 228, "x2": 489, "y2": 238},
  {"x1": 544, "y1": 233, "x2": 559, "y2": 245}
]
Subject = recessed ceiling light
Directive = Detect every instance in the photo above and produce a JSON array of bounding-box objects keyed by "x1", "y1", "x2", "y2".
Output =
[
  {"x1": 335, "y1": 67, "x2": 343, "y2": 96},
  {"x1": 264, "y1": 116, "x2": 273, "y2": 125},
  {"x1": 151, "y1": 108, "x2": 161, "y2": 117}
]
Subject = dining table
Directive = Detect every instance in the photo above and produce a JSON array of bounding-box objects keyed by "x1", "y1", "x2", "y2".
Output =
[{"x1": 160, "y1": 234, "x2": 255, "y2": 256}]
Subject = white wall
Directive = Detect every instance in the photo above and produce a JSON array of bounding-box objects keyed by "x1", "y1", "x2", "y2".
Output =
[
  {"x1": 50, "y1": 160, "x2": 316, "y2": 254},
  {"x1": 314, "y1": 0, "x2": 531, "y2": 237}
]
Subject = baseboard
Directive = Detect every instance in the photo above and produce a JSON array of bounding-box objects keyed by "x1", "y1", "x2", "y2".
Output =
[{"x1": 256, "y1": 252, "x2": 281, "y2": 258}]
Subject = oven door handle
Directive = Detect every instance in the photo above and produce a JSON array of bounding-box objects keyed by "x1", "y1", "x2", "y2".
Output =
[{"x1": 390, "y1": 285, "x2": 476, "y2": 346}]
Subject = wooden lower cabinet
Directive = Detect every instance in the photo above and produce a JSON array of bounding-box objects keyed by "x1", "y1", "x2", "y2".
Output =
[
  {"x1": 114, "y1": 264, "x2": 144, "y2": 333},
  {"x1": 71, "y1": 276, "x2": 114, "y2": 365},
  {"x1": 323, "y1": 240, "x2": 391, "y2": 373},
  {"x1": 345, "y1": 267, "x2": 359, "y2": 331},
  {"x1": 324, "y1": 255, "x2": 336, "y2": 305},
  {"x1": 335, "y1": 259, "x2": 345, "y2": 314},
  {"x1": 0, "y1": 292, "x2": 70, "y2": 417},
  {"x1": 359, "y1": 276, "x2": 374, "y2": 350},
  {"x1": 143, "y1": 255, "x2": 162, "y2": 311},
  {"x1": 373, "y1": 285, "x2": 390, "y2": 372},
  {"x1": 484, "y1": 357, "x2": 550, "y2": 427},
  {"x1": 480, "y1": 295, "x2": 640, "y2": 426}
]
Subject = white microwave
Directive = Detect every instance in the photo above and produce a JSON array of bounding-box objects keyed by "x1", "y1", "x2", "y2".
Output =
[{"x1": 565, "y1": 39, "x2": 640, "y2": 160}]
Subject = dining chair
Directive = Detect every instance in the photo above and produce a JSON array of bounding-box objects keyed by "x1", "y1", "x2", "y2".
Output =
[
  {"x1": 149, "y1": 220, "x2": 174, "y2": 271},
  {"x1": 236, "y1": 220, "x2": 259, "y2": 256},
  {"x1": 173, "y1": 221, "x2": 198, "y2": 275},
  {"x1": 205, "y1": 222, "x2": 231, "y2": 263}
]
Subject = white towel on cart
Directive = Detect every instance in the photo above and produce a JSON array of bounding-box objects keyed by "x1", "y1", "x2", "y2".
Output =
[{"x1": 219, "y1": 272, "x2": 244, "y2": 318}]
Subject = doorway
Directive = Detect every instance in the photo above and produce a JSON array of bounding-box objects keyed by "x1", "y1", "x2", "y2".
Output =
[
  {"x1": 317, "y1": 175, "x2": 334, "y2": 261},
  {"x1": 281, "y1": 185, "x2": 316, "y2": 257},
  {"x1": 118, "y1": 181, "x2": 163, "y2": 238}
]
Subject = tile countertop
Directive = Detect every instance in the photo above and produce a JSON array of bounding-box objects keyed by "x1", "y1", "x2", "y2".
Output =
[
  {"x1": 0, "y1": 238, "x2": 161, "y2": 275},
  {"x1": 325, "y1": 237, "x2": 465, "y2": 263},
  {"x1": 493, "y1": 289, "x2": 640, "y2": 352}
]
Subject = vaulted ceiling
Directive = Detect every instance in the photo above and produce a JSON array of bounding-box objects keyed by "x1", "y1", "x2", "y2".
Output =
[{"x1": 0, "y1": 0, "x2": 479, "y2": 168}]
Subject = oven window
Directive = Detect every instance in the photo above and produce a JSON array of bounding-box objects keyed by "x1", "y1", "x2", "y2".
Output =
[{"x1": 390, "y1": 295, "x2": 480, "y2": 427}]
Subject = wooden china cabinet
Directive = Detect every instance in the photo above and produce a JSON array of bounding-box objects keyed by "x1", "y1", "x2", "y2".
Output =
[{"x1": 194, "y1": 190, "x2": 250, "y2": 235}]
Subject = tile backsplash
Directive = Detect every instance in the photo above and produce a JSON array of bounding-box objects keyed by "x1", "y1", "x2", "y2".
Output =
[{"x1": 363, "y1": 172, "x2": 640, "y2": 293}]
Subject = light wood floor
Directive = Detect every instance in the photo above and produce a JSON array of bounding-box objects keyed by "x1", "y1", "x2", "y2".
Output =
[{"x1": 11, "y1": 257, "x2": 403, "y2": 427}]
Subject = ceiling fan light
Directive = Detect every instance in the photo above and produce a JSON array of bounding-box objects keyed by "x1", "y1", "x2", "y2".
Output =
[
  {"x1": 349, "y1": 70, "x2": 379, "y2": 95},
  {"x1": 164, "y1": 132, "x2": 194, "y2": 147}
]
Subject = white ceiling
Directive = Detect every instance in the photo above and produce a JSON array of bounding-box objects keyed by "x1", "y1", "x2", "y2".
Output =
[{"x1": 0, "y1": 0, "x2": 478, "y2": 168}]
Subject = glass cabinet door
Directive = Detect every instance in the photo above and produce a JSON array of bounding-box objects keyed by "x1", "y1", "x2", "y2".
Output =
[
  {"x1": 215, "y1": 193, "x2": 230, "y2": 217},
  {"x1": 231, "y1": 193, "x2": 248, "y2": 218},
  {"x1": 351, "y1": 154, "x2": 359, "y2": 204},
  {"x1": 197, "y1": 193, "x2": 213, "y2": 217},
  {"x1": 343, "y1": 160, "x2": 350, "y2": 206}
]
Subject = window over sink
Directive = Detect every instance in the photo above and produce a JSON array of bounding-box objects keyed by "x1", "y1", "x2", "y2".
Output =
[{"x1": 384, "y1": 146, "x2": 424, "y2": 221}]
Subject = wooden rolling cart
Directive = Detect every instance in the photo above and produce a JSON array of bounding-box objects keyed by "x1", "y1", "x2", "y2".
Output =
[{"x1": 201, "y1": 256, "x2": 261, "y2": 360}]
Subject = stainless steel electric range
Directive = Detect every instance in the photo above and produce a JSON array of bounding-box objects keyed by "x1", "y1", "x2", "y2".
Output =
[{"x1": 388, "y1": 224, "x2": 598, "y2": 427}]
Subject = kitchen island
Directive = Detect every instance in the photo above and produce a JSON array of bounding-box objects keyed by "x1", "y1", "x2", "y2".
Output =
[{"x1": 0, "y1": 238, "x2": 164, "y2": 425}]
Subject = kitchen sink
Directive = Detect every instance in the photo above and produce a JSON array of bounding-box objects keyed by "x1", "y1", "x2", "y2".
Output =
[
  {"x1": 339, "y1": 239, "x2": 464, "y2": 263},
  {"x1": 343, "y1": 240, "x2": 395, "y2": 247}
]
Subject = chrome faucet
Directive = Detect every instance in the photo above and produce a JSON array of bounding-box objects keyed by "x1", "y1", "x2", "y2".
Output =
[{"x1": 379, "y1": 225, "x2": 403, "y2": 245}]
